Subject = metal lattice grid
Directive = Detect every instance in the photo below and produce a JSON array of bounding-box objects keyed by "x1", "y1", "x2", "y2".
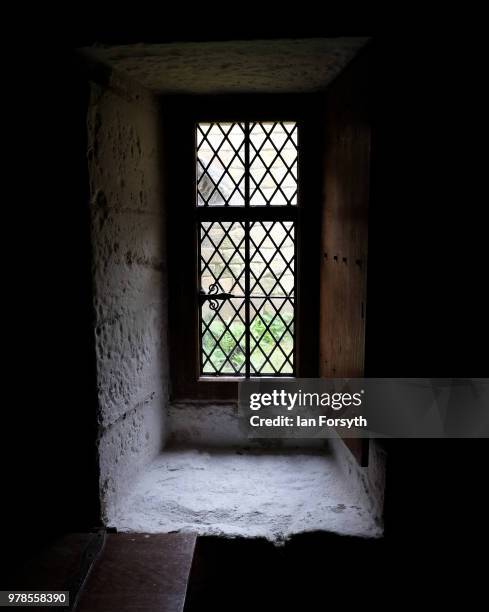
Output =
[
  {"x1": 196, "y1": 121, "x2": 297, "y2": 207},
  {"x1": 200, "y1": 222, "x2": 247, "y2": 374},
  {"x1": 249, "y1": 221, "x2": 295, "y2": 374},
  {"x1": 196, "y1": 123, "x2": 246, "y2": 206},
  {"x1": 249, "y1": 122, "x2": 297, "y2": 206},
  {"x1": 199, "y1": 220, "x2": 295, "y2": 376}
]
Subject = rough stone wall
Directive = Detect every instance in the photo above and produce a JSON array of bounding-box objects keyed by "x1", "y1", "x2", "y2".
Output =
[
  {"x1": 168, "y1": 403, "x2": 324, "y2": 450},
  {"x1": 87, "y1": 71, "x2": 168, "y2": 522}
]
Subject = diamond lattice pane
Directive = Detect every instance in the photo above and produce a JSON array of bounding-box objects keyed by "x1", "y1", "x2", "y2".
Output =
[
  {"x1": 200, "y1": 222, "x2": 246, "y2": 375},
  {"x1": 200, "y1": 221, "x2": 246, "y2": 294},
  {"x1": 249, "y1": 122, "x2": 298, "y2": 206},
  {"x1": 197, "y1": 123, "x2": 245, "y2": 206},
  {"x1": 249, "y1": 221, "x2": 295, "y2": 374},
  {"x1": 249, "y1": 297, "x2": 294, "y2": 374},
  {"x1": 250, "y1": 221, "x2": 295, "y2": 297},
  {"x1": 202, "y1": 298, "x2": 246, "y2": 374}
]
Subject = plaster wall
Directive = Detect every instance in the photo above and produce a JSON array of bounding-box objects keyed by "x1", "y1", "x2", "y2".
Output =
[{"x1": 87, "y1": 71, "x2": 168, "y2": 522}]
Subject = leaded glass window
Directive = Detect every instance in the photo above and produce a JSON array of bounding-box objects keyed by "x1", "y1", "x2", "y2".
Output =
[{"x1": 197, "y1": 121, "x2": 298, "y2": 377}]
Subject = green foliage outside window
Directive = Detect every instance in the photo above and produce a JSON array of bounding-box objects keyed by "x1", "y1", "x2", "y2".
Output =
[{"x1": 203, "y1": 311, "x2": 293, "y2": 372}]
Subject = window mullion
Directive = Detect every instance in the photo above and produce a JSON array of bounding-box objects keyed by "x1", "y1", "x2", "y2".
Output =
[{"x1": 245, "y1": 121, "x2": 251, "y2": 379}]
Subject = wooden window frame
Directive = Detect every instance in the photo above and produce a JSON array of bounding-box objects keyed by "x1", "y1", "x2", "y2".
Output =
[{"x1": 166, "y1": 95, "x2": 321, "y2": 402}]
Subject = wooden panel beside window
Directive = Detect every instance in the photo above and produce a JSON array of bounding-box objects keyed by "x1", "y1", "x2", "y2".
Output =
[{"x1": 319, "y1": 48, "x2": 372, "y2": 465}]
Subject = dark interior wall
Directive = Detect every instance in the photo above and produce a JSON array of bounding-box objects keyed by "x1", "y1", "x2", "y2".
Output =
[
  {"x1": 365, "y1": 36, "x2": 488, "y2": 378},
  {"x1": 362, "y1": 37, "x2": 488, "y2": 570},
  {"x1": 86, "y1": 66, "x2": 169, "y2": 523},
  {"x1": 3, "y1": 51, "x2": 101, "y2": 570}
]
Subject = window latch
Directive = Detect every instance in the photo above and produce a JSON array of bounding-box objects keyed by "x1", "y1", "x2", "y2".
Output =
[{"x1": 199, "y1": 283, "x2": 234, "y2": 311}]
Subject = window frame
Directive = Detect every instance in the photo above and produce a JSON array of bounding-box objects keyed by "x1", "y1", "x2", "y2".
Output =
[{"x1": 166, "y1": 95, "x2": 321, "y2": 402}]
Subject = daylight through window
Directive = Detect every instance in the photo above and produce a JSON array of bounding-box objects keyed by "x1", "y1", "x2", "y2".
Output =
[{"x1": 197, "y1": 122, "x2": 298, "y2": 376}]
